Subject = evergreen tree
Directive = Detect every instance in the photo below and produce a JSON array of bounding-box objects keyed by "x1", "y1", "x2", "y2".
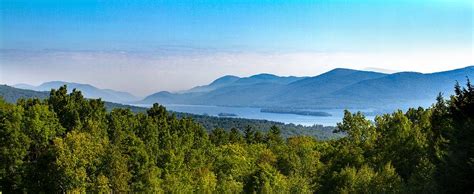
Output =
[
  {"x1": 244, "y1": 125, "x2": 255, "y2": 144},
  {"x1": 1, "y1": 82, "x2": 473, "y2": 193},
  {"x1": 441, "y1": 80, "x2": 474, "y2": 193},
  {"x1": 209, "y1": 128, "x2": 229, "y2": 146},
  {"x1": 266, "y1": 125, "x2": 283, "y2": 145},
  {"x1": 228, "y1": 127, "x2": 244, "y2": 144}
]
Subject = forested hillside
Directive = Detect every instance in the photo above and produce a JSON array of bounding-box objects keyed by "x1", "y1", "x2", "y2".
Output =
[
  {"x1": 0, "y1": 85, "x2": 339, "y2": 139},
  {"x1": 172, "y1": 112, "x2": 339, "y2": 139},
  {"x1": 1, "y1": 82, "x2": 473, "y2": 193}
]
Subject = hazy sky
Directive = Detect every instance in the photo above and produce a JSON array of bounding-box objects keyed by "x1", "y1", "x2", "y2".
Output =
[{"x1": 1, "y1": 0, "x2": 473, "y2": 96}]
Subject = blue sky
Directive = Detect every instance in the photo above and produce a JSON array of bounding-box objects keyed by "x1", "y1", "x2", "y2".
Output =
[
  {"x1": 2, "y1": 0, "x2": 472, "y2": 52},
  {"x1": 0, "y1": 0, "x2": 473, "y2": 95}
]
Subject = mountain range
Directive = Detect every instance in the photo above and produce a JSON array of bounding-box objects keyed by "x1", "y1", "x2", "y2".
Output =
[
  {"x1": 8, "y1": 66, "x2": 474, "y2": 110},
  {"x1": 14, "y1": 81, "x2": 139, "y2": 103},
  {"x1": 140, "y1": 66, "x2": 474, "y2": 110}
]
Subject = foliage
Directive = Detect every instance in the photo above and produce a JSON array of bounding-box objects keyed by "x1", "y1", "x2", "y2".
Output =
[
  {"x1": 0, "y1": 82, "x2": 473, "y2": 193},
  {"x1": 1, "y1": 84, "x2": 340, "y2": 139}
]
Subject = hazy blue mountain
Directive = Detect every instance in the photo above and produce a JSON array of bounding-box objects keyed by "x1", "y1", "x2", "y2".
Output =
[
  {"x1": 363, "y1": 67, "x2": 398, "y2": 74},
  {"x1": 141, "y1": 74, "x2": 305, "y2": 105},
  {"x1": 271, "y1": 68, "x2": 388, "y2": 104},
  {"x1": 140, "y1": 66, "x2": 474, "y2": 109},
  {"x1": 232, "y1": 73, "x2": 303, "y2": 85},
  {"x1": 185, "y1": 75, "x2": 240, "y2": 93},
  {"x1": 331, "y1": 66, "x2": 474, "y2": 109},
  {"x1": 210, "y1": 75, "x2": 241, "y2": 85},
  {"x1": 14, "y1": 81, "x2": 139, "y2": 103},
  {"x1": 192, "y1": 82, "x2": 288, "y2": 106},
  {"x1": 12, "y1": 83, "x2": 36, "y2": 90},
  {"x1": 183, "y1": 74, "x2": 303, "y2": 94},
  {"x1": 140, "y1": 91, "x2": 189, "y2": 104},
  {"x1": 140, "y1": 68, "x2": 387, "y2": 107}
]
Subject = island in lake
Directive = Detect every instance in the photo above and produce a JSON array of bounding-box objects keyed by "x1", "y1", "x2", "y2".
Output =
[
  {"x1": 218, "y1": 113, "x2": 238, "y2": 117},
  {"x1": 260, "y1": 108, "x2": 332, "y2": 117}
]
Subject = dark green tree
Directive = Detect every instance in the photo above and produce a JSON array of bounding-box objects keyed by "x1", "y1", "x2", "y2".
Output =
[
  {"x1": 209, "y1": 128, "x2": 229, "y2": 146},
  {"x1": 228, "y1": 128, "x2": 244, "y2": 144},
  {"x1": 266, "y1": 125, "x2": 283, "y2": 145},
  {"x1": 0, "y1": 98, "x2": 30, "y2": 192},
  {"x1": 440, "y1": 80, "x2": 474, "y2": 193},
  {"x1": 244, "y1": 125, "x2": 255, "y2": 144}
]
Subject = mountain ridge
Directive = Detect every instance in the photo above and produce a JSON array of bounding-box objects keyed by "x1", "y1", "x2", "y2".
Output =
[
  {"x1": 14, "y1": 81, "x2": 139, "y2": 103},
  {"x1": 140, "y1": 66, "x2": 474, "y2": 109},
  {"x1": 10, "y1": 66, "x2": 474, "y2": 110}
]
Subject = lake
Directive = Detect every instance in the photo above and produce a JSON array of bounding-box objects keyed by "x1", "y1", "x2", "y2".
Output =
[{"x1": 133, "y1": 104, "x2": 377, "y2": 126}]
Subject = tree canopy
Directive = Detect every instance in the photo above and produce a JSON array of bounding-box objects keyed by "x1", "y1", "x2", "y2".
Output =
[{"x1": 0, "y1": 82, "x2": 473, "y2": 193}]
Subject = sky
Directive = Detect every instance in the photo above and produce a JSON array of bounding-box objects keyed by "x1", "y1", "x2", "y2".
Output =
[{"x1": 0, "y1": 0, "x2": 473, "y2": 96}]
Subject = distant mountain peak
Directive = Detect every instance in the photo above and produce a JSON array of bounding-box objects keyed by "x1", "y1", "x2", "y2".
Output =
[
  {"x1": 209, "y1": 75, "x2": 240, "y2": 86},
  {"x1": 14, "y1": 81, "x2": 138, "y2": 103},
  {"x1": 363, "y1": 67, "x2": 398, "y2": 74},
  {"x1": 147, "y1": 91, "x2": 173, "y2": 98},
  {"x1": 156, "y1": 91, "x2": 172, "y2": 95},
  {"x1": 331, "y1": 67, "x2": 355, "y2": 71},
  {"x1": 315, "y1": 68, "x2": 385, "y2": 78},
  {"x1": 42, "y1": 80, "x2": 69, "y2": 84},
  {"x1": 41, "y1": 80, "x2": 76, "y2": 86},
  {"x1": 325, "y1": 68, "x2": 359, "y2": 75},
  {"x1": 13, "y1": 83, "x2": 35, "y2": 90},
  {"x1": 40, "y1": 81, "x2": 95, "y2": 89},
  {"x1": 393, "y1": 71, "x2": 423, "y2": 75},
  {"x1": 139, "y1": 66, "x2": 473, "y2": 109},
  {"x1": 249, "y1": 73, "x2": 279, "y2": 79}
]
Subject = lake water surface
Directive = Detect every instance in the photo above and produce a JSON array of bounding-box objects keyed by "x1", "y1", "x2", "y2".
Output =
[{"x1": 133, "y1": 104, "x2": 376, "y2": 126}]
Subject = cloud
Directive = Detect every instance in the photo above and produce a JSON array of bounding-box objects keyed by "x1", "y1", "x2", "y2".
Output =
[{"x1": 1, "y1": 48, "x2": 472, "y2": 96}]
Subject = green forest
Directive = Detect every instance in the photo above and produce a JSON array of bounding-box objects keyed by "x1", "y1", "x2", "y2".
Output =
[
  {"x1": 0, "y1": 84, "x2": 340, "y2": 140},
  {"x1": 0, "y1": 81, "x2": 473, "y2": 193}
]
